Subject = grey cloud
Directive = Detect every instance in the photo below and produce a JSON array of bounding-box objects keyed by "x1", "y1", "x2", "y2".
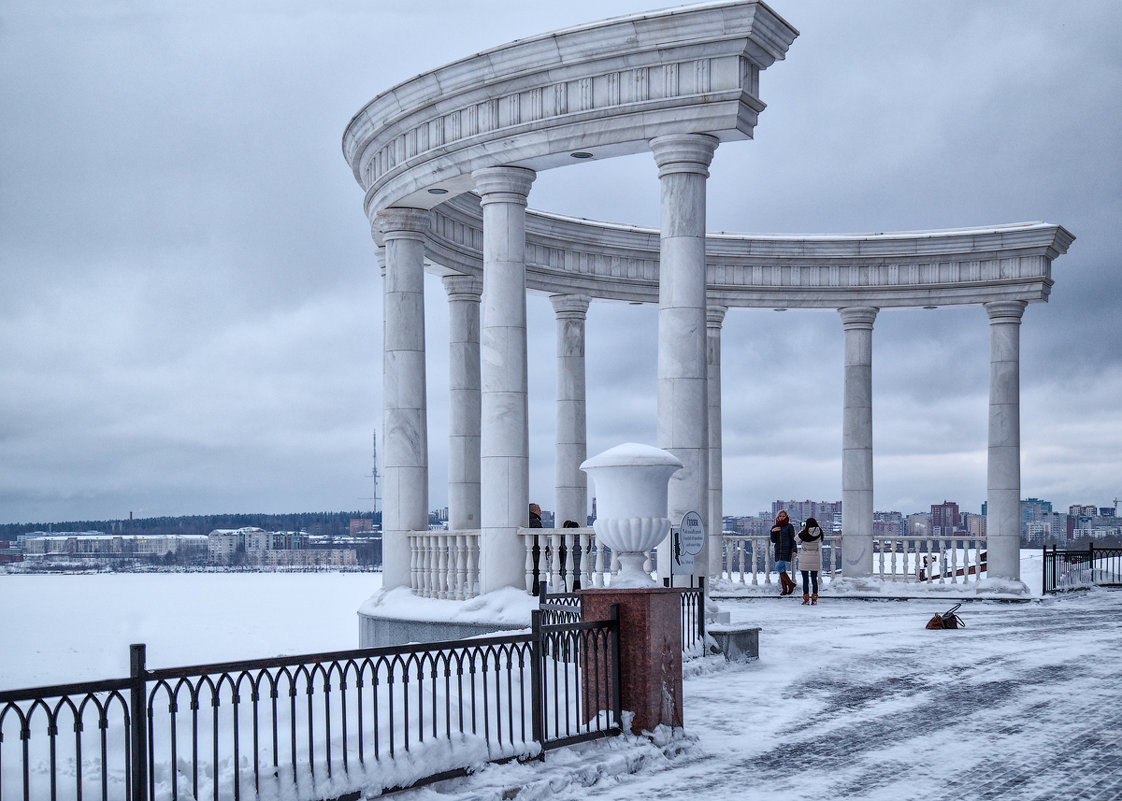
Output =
[{"x1": 1, "y1": 0, "x2": 1119, "y2": 524}]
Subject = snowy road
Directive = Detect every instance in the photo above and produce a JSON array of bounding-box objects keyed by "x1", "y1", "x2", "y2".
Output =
[{"x1": 410, "y1": 590, "x2": 1122, "y2": 801}]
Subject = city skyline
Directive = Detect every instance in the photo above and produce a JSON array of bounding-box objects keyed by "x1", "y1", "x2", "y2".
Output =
[{"x1": 2, "y1": 0, "x2": 1120, "y2": 524}]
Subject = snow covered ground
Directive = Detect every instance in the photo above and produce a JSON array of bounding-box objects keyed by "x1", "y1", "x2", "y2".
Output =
[
  {"x1": 2, "y1": 554, "x2": 1119, "y2": 801},
  {"x1": 404, "y1": 587, "x2": 1122, "y2": 801}
]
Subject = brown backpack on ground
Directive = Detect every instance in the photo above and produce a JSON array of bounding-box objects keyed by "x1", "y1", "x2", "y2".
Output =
[{"x1": 925, "y1": 603, "x2": 965, "y2": 629}]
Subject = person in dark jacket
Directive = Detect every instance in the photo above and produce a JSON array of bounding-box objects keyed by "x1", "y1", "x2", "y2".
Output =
[
  {"x1": 529, "y1": 503, "x2": 543, "y2": 595},
  {"x1": 796, "y1": 516, "x2": 826, "y2": 605},
  {"x1": 770, "y1": 510, "x2": 797, "y2": 596}
]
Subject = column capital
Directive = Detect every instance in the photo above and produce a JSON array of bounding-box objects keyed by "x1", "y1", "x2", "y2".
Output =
[
  {"x1": 985, "y1": 300, "x2": 1027, "y2": 325},
  {"x1": 839, "y1": 306, "x2": 879, "y2": 330},
  {"x1": 707, "y1": 305, "x2": 728, "y2": 329},
  {"x1": 649, "y1": 133, "x2": 719, "y2": 178},
  {"x1": 377, "y1": 207, "x2": 431, "y2": 241},
  {"x1": 550, "y1": 293, "x2": 591, "y2": 318},
  {"x1": 472, "y1": 166, "x2": 536, "y2": 206},
  {"x1": 442, "y1": 273, "x2": 483, "y2": 302}
]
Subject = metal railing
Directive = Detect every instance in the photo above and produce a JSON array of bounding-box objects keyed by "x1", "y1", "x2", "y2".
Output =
[
  {"x1": 1043, "y1": 544, "x2": 1122, "y2": 593},
  {"x1": 0, "y1": 615, "x2": 620, "y2": 800},
  {"x1": 719, "y1": 535, "x2": 987, "y2": 586},
  {"x1": 540, "y1": 580, "x2": 706, "y2": 656}
]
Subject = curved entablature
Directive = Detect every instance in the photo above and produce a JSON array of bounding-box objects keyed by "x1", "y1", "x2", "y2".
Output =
[
  {"x1": 401, "y1": 193, "x2": 1075, "y2": 309},
  {"x1": 350, "y1": 1, "x2": 1072, "y2": 311},
  {"x1": 343, "y1": 1, "x2": 798, "y2": 216}
]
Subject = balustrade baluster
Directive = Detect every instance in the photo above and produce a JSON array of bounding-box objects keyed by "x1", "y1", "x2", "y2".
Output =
[
  {"x1": 580, "y1": 531, "x2": 593, "y2": 590},
  {"x1": 949, "y1": 540, "x2": 959, "y2": 584},
  {"x1": 523, "y1": 534, "x2": 535, "y2": 593},
  {"x1": 441, "y1": 535, "x2": 452, "y2": 597},
  {"x1": 562, "y1": 531, "x2": 574, "y2": 592},
  {"x1": 425, "y1": 536, "x2": 435, "y2": 597},
  {"x1": 550, "y1": 532, "x2": 562, "y2": 592},
  {"x1": 889, "y1": 539, "x2": 897, "y2": 579},
  {"x1": 592, "y1": 541, "x2": 604, "y2": 587},
  {"x1": 466, "y1": 536, "x2": 479, "y2": 597},
  {"x1": 925, "y1": 539, "x2": 934, "y2": 583},
  {"x1": 412, "y1": 529, "x2": 421, "y2": 592},
  {"x1": 455, "y1": 535, "x2": 467, "y2": 600},
  {"x1": 938, "y1": 539, "x2": 947, "y2": 585}
]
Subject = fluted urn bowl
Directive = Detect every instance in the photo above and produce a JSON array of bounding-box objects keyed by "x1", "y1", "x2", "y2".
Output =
[{"x1": 580, "y1": 443, "x2": 683, "y2": 587}]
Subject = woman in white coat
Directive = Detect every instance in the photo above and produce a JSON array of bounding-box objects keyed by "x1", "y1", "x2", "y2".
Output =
[{"x1": 797, "y1": 517, "x2": 826, "y2": 605}]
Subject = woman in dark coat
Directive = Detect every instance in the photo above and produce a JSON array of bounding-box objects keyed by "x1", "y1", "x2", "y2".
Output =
[{"x1": 770, "y1": 510, "x2": 797, "y2": 596}]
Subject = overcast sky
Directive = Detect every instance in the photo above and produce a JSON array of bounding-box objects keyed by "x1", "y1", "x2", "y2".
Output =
[{"x1": 2, "y1": 0, "x2": 1119, "y2": 526}]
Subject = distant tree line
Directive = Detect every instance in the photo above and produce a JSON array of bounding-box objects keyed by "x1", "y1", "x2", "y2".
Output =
[{"x1": 0, "y1": 511, "x2": 383, "y2": 541}]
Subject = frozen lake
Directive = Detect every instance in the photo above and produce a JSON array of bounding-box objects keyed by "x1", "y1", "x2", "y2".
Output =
[
  {"x1": 0, "y1": 571, "x2": 383, "y2": 688},
  {"x1": 0, "y1": 550, "x2": 1049, "y2": 689}
]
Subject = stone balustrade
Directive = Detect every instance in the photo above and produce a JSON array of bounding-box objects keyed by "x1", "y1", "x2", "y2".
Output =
[
  {"x1": 720, "y1": 535, "x2": 988, "y2": 587},
  {"x1": 407, "y1": 529, "x2": 480, "y2": 599},
  {"x1": 406, "y1": 527, "x2": 664, "y2": 599},
  {"x1": 520, "y1": 527, "x2": 660, "y2": 593}
]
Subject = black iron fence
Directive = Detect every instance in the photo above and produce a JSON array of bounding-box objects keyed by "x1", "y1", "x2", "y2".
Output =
[
  {"x1": 540, "y1": 580, "x2": 706, "y2": 655},
  {"x1": 0, "y1": 612, "x2": 620, "y2": 800},
  {"x1": 1043, "y1": 544, "x2": 1122, "y2": 593}
]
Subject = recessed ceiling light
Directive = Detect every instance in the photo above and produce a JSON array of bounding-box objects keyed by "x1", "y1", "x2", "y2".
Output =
[
  {"x1": 773, "y1": 308, "x2": 787, "y2": 312},
  {"x1": 428, "y1": 188, "x2": 448, "y2": 195},
  {"x1": 570, "y1": 151, "x2": 594, "y2": 159},
  {"x1": 923, "y1": 305, "x2": 937, "y2": 310}
]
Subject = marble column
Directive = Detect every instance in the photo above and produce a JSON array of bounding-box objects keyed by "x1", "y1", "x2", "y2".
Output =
[
  {"x1": 706, "y1": 305, "x2": 727, "y2": 579},
  {"x1": 839, "y1": 306, "x2": 878, "y2": 578},
  {"x1": 377, "y1": 207, "x2": 431, "y2": 590},
  {"x1": 650, "y1": 133, "x2": 718, "y2": 585},
  {"x1": 552, "y1": 294, "x2": 591, "y2": 528},
  {"x1": 443, "y1": 274, "x2": 483, "y2": 531},
  {"x1": 985, "y1": 300, "x2": 1027, "y2": 584},
  {"x1": 473, "y1": 166, "x2": 536, "y2": 592}
]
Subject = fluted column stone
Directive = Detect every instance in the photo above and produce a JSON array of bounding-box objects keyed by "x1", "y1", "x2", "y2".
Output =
[
  {"x1": 985, "y1": 300, "x2": 1027, "y2": 585},
  {"x1": 840, "y1": 306, "x2": 877, "y2": 578},
  {"x1": 443, "y1": 274, "x2": 483, "y2": 532},
  {"x1": 474, "y1": 166, "x2": 536, "y2": 592},
  {"x1": 552, "y1": 294, "x2": 591, "y2": 528},
  {"x1": 377, "y1": 207, "x2": 431, "y2": 590},
  {"x1": 706, "y1": 305, "x2": 727, "y2": 578},
  {"x1": 651, "y1": 133, "x2": 718, "y2": 585}
]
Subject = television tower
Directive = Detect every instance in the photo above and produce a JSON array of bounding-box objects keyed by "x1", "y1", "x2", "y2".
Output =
[{"x1": 366, "y1": 430, "x2": 380, "y2": 515}]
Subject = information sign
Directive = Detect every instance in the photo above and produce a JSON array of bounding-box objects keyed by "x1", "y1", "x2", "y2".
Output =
[{"x1": 679, "y1": 511, "x2": 705, "y2": 556}]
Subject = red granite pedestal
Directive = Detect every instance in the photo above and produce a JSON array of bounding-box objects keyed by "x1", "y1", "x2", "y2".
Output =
[{"x1": 579, "y1": 587, "x2": 683, "y2": 735}]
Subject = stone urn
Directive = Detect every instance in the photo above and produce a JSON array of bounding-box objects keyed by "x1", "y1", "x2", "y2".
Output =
[{"x1": 580, "y1": 443, "x2": 682, "y2": 587}]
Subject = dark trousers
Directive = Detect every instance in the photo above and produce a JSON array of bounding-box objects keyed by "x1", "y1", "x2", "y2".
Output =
[{"x1": 801, "y1": 570, "x2": 819, "y2": 595}]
